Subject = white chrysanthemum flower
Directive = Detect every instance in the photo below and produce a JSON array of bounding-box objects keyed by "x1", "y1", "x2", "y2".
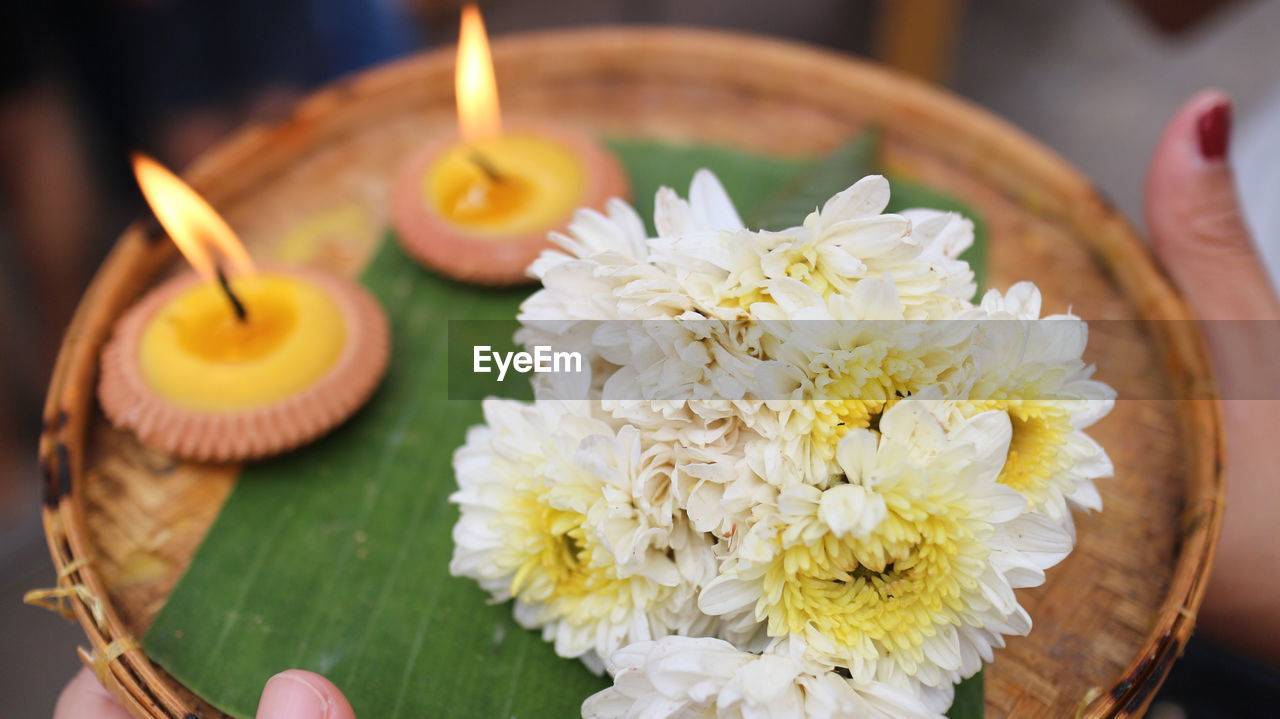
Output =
[
  {"x1": 456, "y1": 169, "x2": 1114, "y2": 716},
  {"x1": 520, "y1": 170, "x2": 749, "y2": 329},
  {"x1": 517, "y1": 199, "x2": 682, "y2": 398},
  {"x1": 521, "y1": 172, "x2": 771, "y2": 404},
  {"x1": 524, "y1": 199, "x2": 680, "y2": 319},
  {"x1": 650, "y1": 175, "x2": 976, "y2": 320},
  {"x1": 698, "y1": 400, "x2": 1073, "y2": 689},
  {"x1": 521, "y1": 171, "x2": 984, "y2": 405},
  {"x1": 574, "y1": 399, "x2": 770, "y2": 542},
  {"x1": 900, "y1": 208, "x2": 980, "y2": 311},
  {"x1": 749, "y1": 283, "x2": 977, "y2": 483},
  {"x1": 592, "y1": 318, "x2": 768, "y2": 406},
  {"x1": 450, "y1": 399, "x2": 712, "y2": 672},
  {"x1": 962, "y1": 282, "x2": 1116, "y2": 525},
  {"x1": 581, "y1": 636, "x2": 944, "y2": 719}
]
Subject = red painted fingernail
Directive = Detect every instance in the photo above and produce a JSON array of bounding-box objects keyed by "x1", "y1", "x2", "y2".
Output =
[{"x1": 1196, "y1": 100, "x2": 1232, "y2": 161}]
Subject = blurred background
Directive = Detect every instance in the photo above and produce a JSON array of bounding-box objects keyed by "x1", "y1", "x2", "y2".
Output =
[{"x1": 2, "y1": 0, "x2": 1277, "y2": 716}]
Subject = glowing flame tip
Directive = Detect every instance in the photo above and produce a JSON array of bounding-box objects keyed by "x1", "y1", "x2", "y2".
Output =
[
  {"x1": 456, "y1": 4, "x2": 502, "y2": 142},
  {"x1": 131, "y1": 152, "x2": 255, "y2": 281}
]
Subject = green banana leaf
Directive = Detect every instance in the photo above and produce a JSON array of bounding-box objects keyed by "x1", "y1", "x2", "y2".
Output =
[{"x1": 143, "y1": 136, "x2": 986, "y2": 719}]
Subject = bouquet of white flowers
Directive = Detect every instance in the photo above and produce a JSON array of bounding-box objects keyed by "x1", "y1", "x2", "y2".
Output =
[{"x1": 449, "y1": 170, "x2": 1114, "y2": 719}]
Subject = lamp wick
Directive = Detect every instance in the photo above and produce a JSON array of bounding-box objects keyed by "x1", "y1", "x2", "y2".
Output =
[
  {"x1": 215, "y1": 265, "x2": 249, "y2": 323},
  {"x1": 468, "y1": 150, "x2": 506, "y2": 184}
]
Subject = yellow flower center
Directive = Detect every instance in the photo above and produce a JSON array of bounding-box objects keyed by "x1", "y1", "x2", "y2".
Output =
[
  {"x1": 508, "y1": 492, "x2": 625, "y2": 614},
  {"x1": 758, "y1": 476, "x2": 986, "y2": 668},
  {"x1": 731, "y1": 246, "x2": 833, "y2": 310},
  {"x1": 805, "y1": 346, "x2": 935, "y2": 473},
  {"x1": 733, "y1": 286, "x2": 771, "y2": 311},
  {"x1": 777, "y1": 249, "x2": 831, "y2": 293},
  {"x1": 809, "y1": 398, "x2": 885, "y2": 467},
  {"x1": 963, "y1": 399, "x2": 1072, "y2": 507}
]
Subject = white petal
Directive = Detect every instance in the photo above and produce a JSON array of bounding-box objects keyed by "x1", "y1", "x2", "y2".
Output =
[
  {"x1": 820, "y1": 175, "x2": 891, "y2": 221},
  {"x1": 690, "y1": 169, "x2": 745, "y2": 231},
  {"x1": 698, "y1": 573, "x2": 760, "y2": 616},
  {"x1": 818, "y1": 484, "x2": 887, "y2": 538}
]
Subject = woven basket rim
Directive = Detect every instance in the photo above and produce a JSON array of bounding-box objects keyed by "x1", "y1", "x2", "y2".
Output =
[{"x1": 35, "y1": 26, "x2": 1223, "y2": 719}]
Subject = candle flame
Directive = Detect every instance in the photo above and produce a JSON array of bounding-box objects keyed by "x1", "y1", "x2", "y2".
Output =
[
  {"x1": 131, "y1": 153, "x2": 255, "y2": 281},
  {"x1": 456, "y1": 4, "x2": 502, "y2": 142}
]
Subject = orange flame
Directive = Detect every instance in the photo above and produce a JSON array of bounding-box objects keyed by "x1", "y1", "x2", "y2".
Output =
[
  {"x1": 456, "y1": 4, "x2": 502, "y2": 142},
  {"x1": 131, "y1": 153, "x2": 255, "y2": 281}
]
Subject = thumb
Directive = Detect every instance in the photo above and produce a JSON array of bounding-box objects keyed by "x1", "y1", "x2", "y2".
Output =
[
  {"x1": 256, "y1": 670, "x2": 357, "y2": 719},
  {"x1": 53, "y1": 668, "x2": 134, "y2": 719},
  {"x1": 1145, "y1": 89, "x2": 1280, "y2": 321}
]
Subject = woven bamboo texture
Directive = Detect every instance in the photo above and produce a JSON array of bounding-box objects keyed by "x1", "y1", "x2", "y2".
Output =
[{"x1": 35, "y1": 28, "x2": 1222, "y2": 719}]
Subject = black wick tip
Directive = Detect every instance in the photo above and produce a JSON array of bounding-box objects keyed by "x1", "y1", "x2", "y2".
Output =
[{"x1": 215, "y1": 266, "x2": 249, "y2": 323}]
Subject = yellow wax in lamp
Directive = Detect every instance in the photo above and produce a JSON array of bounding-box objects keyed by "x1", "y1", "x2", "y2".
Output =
[
  {"x1": 98, "y1": 154, "x2": 389, "y2": 463},
  {"x1": 391, "y1": 4, "x2": 628, "y2": 285},
  {"x1": 138, "y1": 274, "x2": 345, "y2": 411},
  {"x1": 425, "y1": 133, "x2": 586, "y2": 235}
]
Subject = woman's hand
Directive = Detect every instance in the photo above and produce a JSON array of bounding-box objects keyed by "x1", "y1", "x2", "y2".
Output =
[{"x1": 1146, "y1": 88, "x2": 1280, "y2": 665}]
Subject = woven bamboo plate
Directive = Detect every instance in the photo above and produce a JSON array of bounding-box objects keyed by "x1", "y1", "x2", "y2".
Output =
[{"x1": 36, "y1": 28, "x2": 1222, "y2": 719}]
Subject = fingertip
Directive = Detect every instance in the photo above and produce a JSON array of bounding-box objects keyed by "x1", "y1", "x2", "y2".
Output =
[
  {"x1": 1145, "y1": 89, "x2": 1280, "y2": 322},
  {"x1": 1146, "y1": 89, "x2": 1233, "y2": 207},
  {"x1": 257, "y1": 670, "x2": 357, "y2": 719},
  {"x1": 282, "y1": 670, "x2": 357, "y2": 719},
  {"x1": 1160, "y1": 87, "x2": 1231, "y2": 144},
  {"x1": 1183, "y1": 87, "x2": 1232, "y2": 128}
]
